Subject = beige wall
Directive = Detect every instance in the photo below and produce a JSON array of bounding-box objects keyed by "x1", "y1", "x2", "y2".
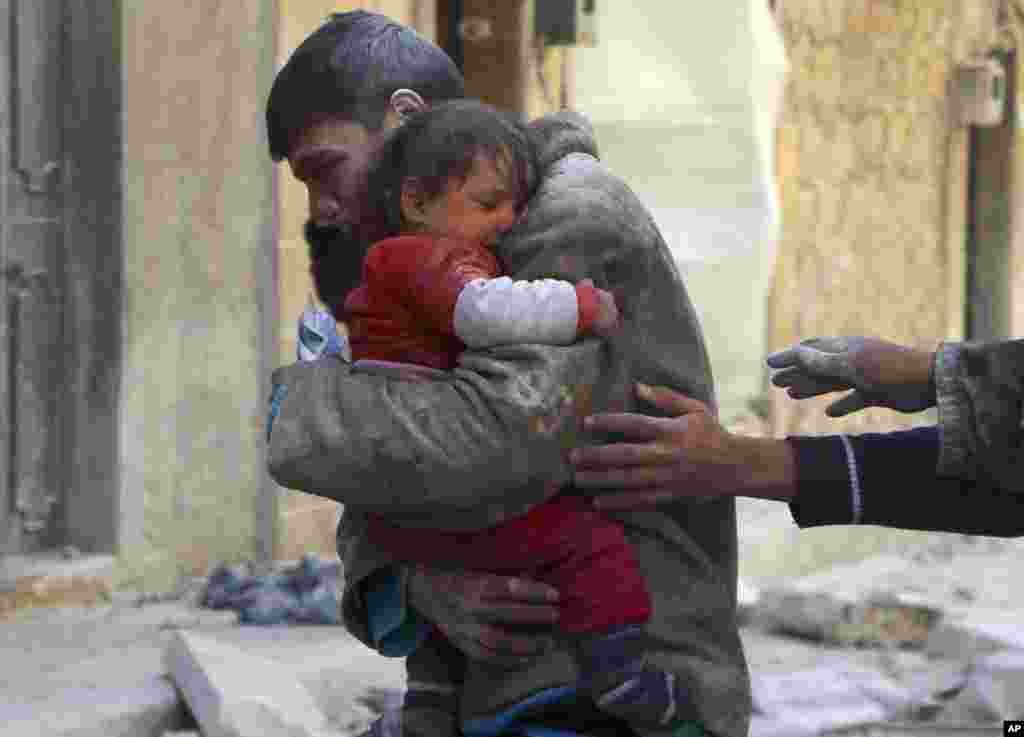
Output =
[
  {"x1": 572, "y1": 0, "x2": 787, "y2": 421},
  {"x1": 767, "y1": 0, "x2": 1012, "y2": 437},
  {"x1": 119, "y1": 1, "x2": 277, "y2": 590}
]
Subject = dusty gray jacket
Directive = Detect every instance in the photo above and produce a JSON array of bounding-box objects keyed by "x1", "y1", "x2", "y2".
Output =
[
  {"x1": 935, "y1": 339, "x2": 1024, "y2": 493},
  {"x1": 267, "y1": 112, "x2": 751, "y2": 736}
]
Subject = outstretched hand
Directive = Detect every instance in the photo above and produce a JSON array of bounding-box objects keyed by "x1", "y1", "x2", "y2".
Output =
[
  {"x1": 767, "y1": 337, "x2": 936, "y2": 417},
  {"x1": 570, "y1": 384, "x2": 744, "y2": 509},
  {"x1": 407, "y1": 564, "x2": 560, "y2": 667}
]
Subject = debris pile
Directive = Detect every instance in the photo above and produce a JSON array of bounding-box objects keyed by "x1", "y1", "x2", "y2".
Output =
[
  {"x1": 740, "y1": 546, "x2": 1024, "y2": 736},
  {"x1": 202, "y1": 555, "x2": 342, "y2": 626}
]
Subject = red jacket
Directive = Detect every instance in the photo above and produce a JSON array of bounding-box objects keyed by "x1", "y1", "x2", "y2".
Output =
[{"x1": 345, "y1": 235, "x2": 601, "y2": 369}]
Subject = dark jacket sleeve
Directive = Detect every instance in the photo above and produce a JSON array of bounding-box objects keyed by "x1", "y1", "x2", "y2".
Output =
[{"x1": 789, "y1": 426, "x2": 1024, "y2": 537}]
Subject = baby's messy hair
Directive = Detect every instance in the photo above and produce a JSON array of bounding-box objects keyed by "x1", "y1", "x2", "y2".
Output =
[{"x1": 367, "y1": 100, "x2": 539, "y2": 236}]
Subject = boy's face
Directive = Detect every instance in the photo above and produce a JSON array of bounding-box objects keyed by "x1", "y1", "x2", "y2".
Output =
[
  {"x1": 287, "y1": 116, "x2": 393, "y2": 231},
  {"x1": 408, "y1": 153, "x2": 519, "y2": 247}
]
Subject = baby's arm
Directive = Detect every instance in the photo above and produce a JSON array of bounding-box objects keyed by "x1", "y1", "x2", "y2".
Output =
[
  {"x1": 367, "y1": 239, "x2": 617, "y2": 348},
  {"x1": 454, "y1": 275, "x2": 616, "y2": 347}
]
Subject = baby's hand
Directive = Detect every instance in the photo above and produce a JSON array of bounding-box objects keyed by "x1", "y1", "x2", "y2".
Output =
[{"x1": 578, "y1": 279, "x2": 619, "y2": 338}]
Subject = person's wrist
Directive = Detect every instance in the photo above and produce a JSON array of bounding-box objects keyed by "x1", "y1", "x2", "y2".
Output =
[
  {"x1": 899, "y1": 343, "x2": 938, "y2": 389},
  {"x1": 730, "y1": 433, "x2": 798, "y2": 501}
]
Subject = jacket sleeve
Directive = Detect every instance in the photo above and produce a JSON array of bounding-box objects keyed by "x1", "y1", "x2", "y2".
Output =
[
  {"x1": 368, "y1": 239, "x2": 601, "y2": 346},
  {"x1": 266, "y1": 339, "x2": 606, "y2": 531},
  {"x1": 790, "y1": 428, "x2": 1024, "y2": 537},
  {"x1": 454, "y1": 277, "x2": 601, "y2": 347},
  {"x1": 934, "y1": 339, "x2": 1024, "y2": 494}
]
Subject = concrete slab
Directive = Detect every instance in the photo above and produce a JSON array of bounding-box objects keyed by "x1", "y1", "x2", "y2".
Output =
[
  {"x1": 166, "y1": 629, "x2": 333, "y2": 737},
  {"x1": 0, "y1": 677, "x2": 190, "y2": 737},
  {"x1": 189, "y1": 626, "x2": 407, "y2": 734},
  {"x1": 0, "y1": 595, "x2": 406, "y2": 737}
]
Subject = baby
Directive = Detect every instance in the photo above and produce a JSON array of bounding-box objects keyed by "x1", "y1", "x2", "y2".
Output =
[{"x1": 319, "y1": 100, "x2": 674, "y2": 733}]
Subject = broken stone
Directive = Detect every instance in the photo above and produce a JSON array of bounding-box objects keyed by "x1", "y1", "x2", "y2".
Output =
[
  {"x1": 166, "y1": 629, "x2": 334, "y2": 737},
  {"x1": 754, "y1": 588, "x2": 850, "y2": 642},
  {"x1": 753, "y1": 588, "x2": 941, "y2": 648},
  {"x1": 834, "y1": 594, "x2": 943, "y2": 649},
  {"x1": 937, "y1": 649, "x2": 1024, "y2": 722},
  {"x1": 925, "y1": 608, "x2": 1024, "y2": 659}
]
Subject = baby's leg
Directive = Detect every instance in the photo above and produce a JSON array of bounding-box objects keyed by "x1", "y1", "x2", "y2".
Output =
[
  {"x1": 523, "y1": 497, "x2": 690, "y2": 732},
  {"x1": 577, "y1": 625, "x2": 692, "y2": 734},
  {"x1": 400, "y1": 629, "x2": 464, "y2": 737}
]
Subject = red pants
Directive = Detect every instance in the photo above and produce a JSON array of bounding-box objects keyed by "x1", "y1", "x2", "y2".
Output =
[{"x1": 366, "y1": 494, "x2": 651, "y2": 633}]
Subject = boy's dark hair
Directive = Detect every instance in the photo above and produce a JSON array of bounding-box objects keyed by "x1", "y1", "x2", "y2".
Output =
[
  {"x1": 266, "y1": 11, "x2": 465, "y2": 161},
  {"x1": 367, "y1": 100, "x2": 539, "y2": 237}
]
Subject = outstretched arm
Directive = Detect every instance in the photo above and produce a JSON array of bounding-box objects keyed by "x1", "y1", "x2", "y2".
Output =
[{"x1": 570, "y1": 384, "x2": 1024, "y2": 537}]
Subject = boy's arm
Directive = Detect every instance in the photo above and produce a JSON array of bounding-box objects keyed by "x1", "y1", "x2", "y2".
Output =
[
  {"x1": 267, "y1": 338, "x2": 603, "y2": 531},
  {"x1": 370, "y1": 238, "x2": 603, "y2": 347}
]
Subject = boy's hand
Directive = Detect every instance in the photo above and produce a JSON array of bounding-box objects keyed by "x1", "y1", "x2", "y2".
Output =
[{"x1": 578, "y1": 279, "x2": 619, "y2": 337}]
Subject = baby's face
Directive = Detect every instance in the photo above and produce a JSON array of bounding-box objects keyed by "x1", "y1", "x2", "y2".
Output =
[{"x1": 420, "y1": 153, "x2": 520, "y2": 247}]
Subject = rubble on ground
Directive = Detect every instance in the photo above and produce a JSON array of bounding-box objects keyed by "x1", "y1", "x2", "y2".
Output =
[
  {"x1": 201, "y1": 555, "x2": 342, "y2": 626},
  {"x1": 6, "y1": 529, "x2": 1021, "y2": 737},
  {"x1": 157, "y1": 543, "x2": 1022, "y2": 737},
  {"x1": 738, "y1": 539, "x2": 1024, "y2": 736}
]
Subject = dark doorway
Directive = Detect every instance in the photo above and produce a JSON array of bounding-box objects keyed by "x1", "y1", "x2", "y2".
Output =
[
  {"x1": 435, "y1": 0, "x2": 528, "y2": 116},
  {"x1": 436, "y1": 0, "x2": 464, "y2": 71},
  {"x1": 1, "y1": 0, "x2": 121, "y2": 555},
  {"x1": 965, "y1": 49, "x2": 1017, "y2": 340}
]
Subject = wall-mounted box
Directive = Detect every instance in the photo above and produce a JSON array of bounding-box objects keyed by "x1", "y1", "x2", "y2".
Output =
[
  {"x1": 953, "y1": 58, "x2": 1007, "y2": 128},
  {"x1": 535, "y1": 0, "x2": 597, "y2": 46}
]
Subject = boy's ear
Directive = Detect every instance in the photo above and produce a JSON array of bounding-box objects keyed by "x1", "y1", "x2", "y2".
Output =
[
  {"x1": 399, "y1": 178, "x2": 430, "y2": 227},
  {"x1": 388, "y1": 88, "x2": 428, "y2": 126}
]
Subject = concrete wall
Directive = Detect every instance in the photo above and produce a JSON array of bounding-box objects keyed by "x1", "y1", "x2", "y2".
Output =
[
  {"x1": 767, "y1": 0, "x2": 1016, "y2": 438},
  {"x1": 572, "y1": 0, "x2": 788, "y2": 421},
  {"x1": 739, "y1": 1, "x2": 1024, "y2": 583},
  {"x1": 118, "y1": 1, "x2": 278, "y2": 590}
]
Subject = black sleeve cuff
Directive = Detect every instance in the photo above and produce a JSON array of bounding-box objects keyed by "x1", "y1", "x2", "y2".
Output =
[{"x1": 788, "y1": 435, "x2": 855, "y2": 528}]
